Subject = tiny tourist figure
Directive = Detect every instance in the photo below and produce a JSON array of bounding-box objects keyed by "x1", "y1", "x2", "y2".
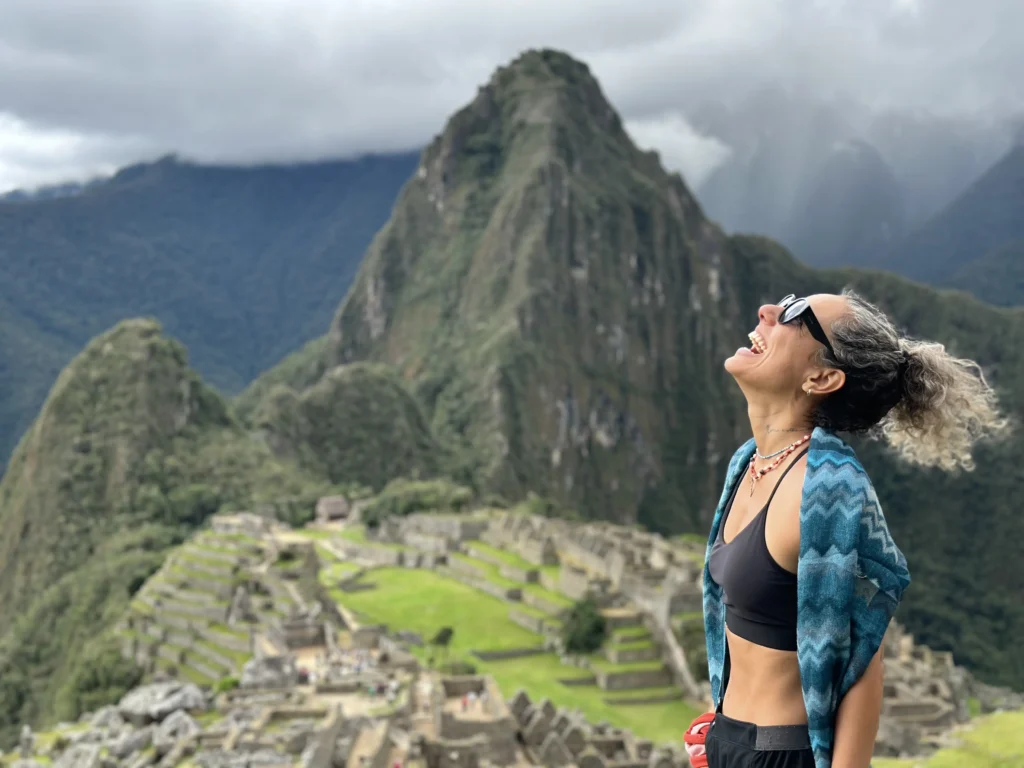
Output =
[{"x1": 691, "y1": 291, "x2": 1006, "y2": 768}]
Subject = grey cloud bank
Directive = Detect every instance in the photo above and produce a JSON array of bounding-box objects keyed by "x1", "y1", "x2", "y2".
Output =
[{"x1": 0, "y1": 0, "x2": 1021, "y2": 191}]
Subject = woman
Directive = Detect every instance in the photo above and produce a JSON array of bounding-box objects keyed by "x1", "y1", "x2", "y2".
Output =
[{"x1": 688, "y1": 290, "x2": 1007, "y2": 768}]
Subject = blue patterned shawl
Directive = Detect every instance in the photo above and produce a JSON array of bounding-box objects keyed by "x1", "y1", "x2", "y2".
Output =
[{"x1": 702, "y1": 427, "x2": 911, "y2": 768}]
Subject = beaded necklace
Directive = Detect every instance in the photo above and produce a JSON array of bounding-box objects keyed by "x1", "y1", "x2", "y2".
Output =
[{"x1": 748, "y1": 433, "x2": 811, "y2": 495}]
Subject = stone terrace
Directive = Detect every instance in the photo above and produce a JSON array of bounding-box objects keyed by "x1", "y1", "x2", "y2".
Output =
[{"x1": 117, "y1": 528, "x2": 301, "y2": 688}]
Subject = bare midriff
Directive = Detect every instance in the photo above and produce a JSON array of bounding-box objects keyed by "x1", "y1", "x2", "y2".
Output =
[{"x1": 721, "y1": 627, "x2": 807, "y2": 725}]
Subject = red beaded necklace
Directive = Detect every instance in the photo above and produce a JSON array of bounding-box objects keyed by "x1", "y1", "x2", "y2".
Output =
[{"x1": 748, "y1": 433, "x2": 811, "y2": 496}]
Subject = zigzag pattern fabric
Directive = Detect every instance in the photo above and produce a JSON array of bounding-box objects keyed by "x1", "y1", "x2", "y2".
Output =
[{"x1": 702, "y1": 427, "x2": 911, "y2": 768}]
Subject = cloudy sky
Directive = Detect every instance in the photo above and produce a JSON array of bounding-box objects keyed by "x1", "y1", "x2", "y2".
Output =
[{"x1": 1, "y1": 0, "x2": 1021, "y2": 192}]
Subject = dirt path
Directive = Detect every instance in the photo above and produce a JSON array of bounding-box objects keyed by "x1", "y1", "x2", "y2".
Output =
[{"x1": 346, "y1": 721, "x2": 388, "y2": 768}]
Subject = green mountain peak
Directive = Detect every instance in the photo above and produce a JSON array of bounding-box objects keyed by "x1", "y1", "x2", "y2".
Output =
[
  {"x1": 0, "y1": 318, "x2": 226, "y2": 623},
  {"x1": 0, "y1": 319, "x2": 332, "y2": 744},
  {"x1": 325, "y1": 49, "x2": 755, "y2": 524}
]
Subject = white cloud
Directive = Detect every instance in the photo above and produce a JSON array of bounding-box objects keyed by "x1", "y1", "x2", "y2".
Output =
[
  {"x1": 0, "y1": 113, "x2": 147, "y2": 191},
  {"x1": 626, "y1": 114, "x2": 733, "y2": 188},
  {"x1": 0, "y1": 0, "x2": 1021, "y2": 192}
]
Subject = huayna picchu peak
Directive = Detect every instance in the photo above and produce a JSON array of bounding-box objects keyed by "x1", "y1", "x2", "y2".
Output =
[{"x1": 325, "y1": 47, "x2": 739, "y2": 528}]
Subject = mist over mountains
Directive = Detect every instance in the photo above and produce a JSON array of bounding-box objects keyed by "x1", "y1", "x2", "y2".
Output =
[{"x1": 686, "y1": 88, "x2": 1018, "y2": 271}]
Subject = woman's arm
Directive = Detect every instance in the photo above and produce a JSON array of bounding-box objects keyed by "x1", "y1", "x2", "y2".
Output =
[{"x1": 831, "y1": 646, "x2": 884, "y2": 768}]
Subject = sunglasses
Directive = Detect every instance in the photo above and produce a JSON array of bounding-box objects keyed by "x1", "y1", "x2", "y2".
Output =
[{"x1": 778, "y1": 294, "x2": 836, "y2": 358}]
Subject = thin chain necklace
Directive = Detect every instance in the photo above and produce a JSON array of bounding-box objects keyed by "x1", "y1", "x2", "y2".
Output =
[{"x1": 748, "y1": 433, "x2": 811, "y2": 496}]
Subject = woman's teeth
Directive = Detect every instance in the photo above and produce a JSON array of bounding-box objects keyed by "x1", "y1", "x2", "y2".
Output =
[{"x1": 748, "y1": 331, "x2": 767, "y2": 354}]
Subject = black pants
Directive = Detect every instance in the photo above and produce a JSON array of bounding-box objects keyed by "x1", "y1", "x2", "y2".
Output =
[{"x1": 706, "y1": 711, "x2": 815, "y2": 768}]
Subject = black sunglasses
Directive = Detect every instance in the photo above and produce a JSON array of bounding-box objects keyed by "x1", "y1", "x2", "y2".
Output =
[{"x1": 778, "y1": 294, "x2": 836, "y2": 358}]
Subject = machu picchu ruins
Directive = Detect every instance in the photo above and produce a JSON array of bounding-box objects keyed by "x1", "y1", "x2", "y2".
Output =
[{"x1": 0, "y1": 501, "x2": 1003, "y2": 768}]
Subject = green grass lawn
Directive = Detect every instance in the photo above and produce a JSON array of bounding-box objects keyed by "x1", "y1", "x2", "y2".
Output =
[
  {"x1": 612, "y1": 626, "x2": 652, "y2": 643},
  {"x1": 334, "y1": 568, "x2": 541, "y2": 654},
  {"x1": 165, "y1": 562, "x2": 233, "y2": 586},
  {"x1": 873, "y1": 711, "x2": 1024, "y2": 768},
  {"x1": 451, "y1": 550, "x2": 570, "y2": 612},
  {"x1": 589, "y1": 657, "x2": 665, "y2": 674},
  {"x1": 337, "y1": 525, "x2": 405, "y2": 550},
  {"x1": 319, "y1": 561, "x2": 362, "y2": 583},
  {"x1": 610, "y1": 638, "x2": 655, "y2": 652},
  {"x1": 450, "y1": 554, "x2": 523, "y2": 589},
  {"x1": 510, "y1": 603, "x2": 562, "y2": 625},
  {"x1": 520, "y1": 581, "x2": 573, "y2": 608},
  {"x1": 196, "y1": 638, "x2": 250, "y2": 667},
  {"x1": 467, "y1": 541, "x2": 535, "y2": 569},
  {"x1": 539, "y1": 563, "x2": 561, "y2": 580}
]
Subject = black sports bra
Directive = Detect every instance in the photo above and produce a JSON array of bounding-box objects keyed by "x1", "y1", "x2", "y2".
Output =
[{"x1": 708, "y1": 448, "x2": 807, "y2": 652}]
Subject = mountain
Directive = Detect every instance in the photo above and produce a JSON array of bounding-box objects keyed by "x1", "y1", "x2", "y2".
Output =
[
  {"x1": 0, "y1": 151, "x2": 417, "y2": 464},
  {"x1": 244, "y1": 49, "x2": 1024, "y2": 689},
  {"x1": 0, "y1": 319, "x2": 331, "y2": 743},
  {"x1": 689, "y1": 90, "x2": 1013, "y2": 270},
  {"x1": 784, "y1": 139, "x2": 907, "y2": 268},
  {"x1": 0, "y1": 179, "x2": 100, "y2": 203},
  {"x1": 692, "y1": 88, "x2": 854, "y2": 240},
  {"x1": 886, "y1": 143, "x2": 1024, "y2": 306},
  {"x1": 950, "y1": 240, "x2": 1024, "y2": 308},
  {"x1": 249, "y1": 361, "x2": 449, "y2": 490}
]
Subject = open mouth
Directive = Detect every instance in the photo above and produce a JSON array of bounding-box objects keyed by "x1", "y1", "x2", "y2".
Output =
[{"x1": 747, "y1": 330, "x2": 767, "y2": 355}]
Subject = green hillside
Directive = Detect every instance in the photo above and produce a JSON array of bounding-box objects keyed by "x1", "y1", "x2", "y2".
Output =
[
  {"x1": 0, "y1": 152, "x2": 417, "y2": 464},
  {"x1": 0, "y1": 319, "x2": 335, "y2": 745},
  {"x1": 249, "y1": 361, "x2": 449, "y2": 490}
]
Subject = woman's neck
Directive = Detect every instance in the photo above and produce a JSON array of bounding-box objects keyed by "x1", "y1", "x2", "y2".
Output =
[{"x1": 748, "y1": 401, "x2": 814, "y2": 456}]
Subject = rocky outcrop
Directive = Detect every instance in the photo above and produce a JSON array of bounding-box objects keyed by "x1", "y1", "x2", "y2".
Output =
[{"x1": 118, "y1": 682, "x2": 207, "y2": 726}]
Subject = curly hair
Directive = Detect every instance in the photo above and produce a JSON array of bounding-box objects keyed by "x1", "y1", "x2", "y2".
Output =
[{"x1": 812, "y1": 288, "x2": 1009, "y2": 471}]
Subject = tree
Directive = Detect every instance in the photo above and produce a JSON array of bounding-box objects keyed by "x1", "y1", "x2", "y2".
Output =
[
  {"x1": 561, "y1": 598, "x2": 607, "y2": 654},
  {"x1": 429, "y1": 626, "x2": 454, "y2": 666}
]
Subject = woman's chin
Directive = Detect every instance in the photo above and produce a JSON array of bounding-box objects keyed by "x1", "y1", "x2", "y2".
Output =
[{"x1": 724, "y1": 347, "x2": 758, "y2": 375}]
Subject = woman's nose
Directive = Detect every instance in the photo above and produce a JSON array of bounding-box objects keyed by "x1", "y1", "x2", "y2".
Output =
[{"x1": 758, "y1": 304, "x2": 781, "y2": 325}]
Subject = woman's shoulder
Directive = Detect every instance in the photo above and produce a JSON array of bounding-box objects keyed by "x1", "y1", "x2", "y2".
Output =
[{"x1": 806, "y1": 427, "x2": 871, "y2": 480}]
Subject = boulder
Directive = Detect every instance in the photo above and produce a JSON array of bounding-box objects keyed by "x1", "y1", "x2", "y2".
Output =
[
  {"x1": 89, "y1": 707, "x2": 126, "y2": 732},
  {"x1": 152, "y1": 711, "x2": 201, "y2": 756},
  {"x1": 118, "y1": 682, "x2": 207, "y2": 725},
  {"x1": 108, "y1": 727, "x2": 153, "y2": 759}
]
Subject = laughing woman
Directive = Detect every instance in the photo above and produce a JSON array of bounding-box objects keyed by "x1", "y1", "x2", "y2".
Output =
[{"x1": 691, "y1": 290, "x2": 1007, "y2": 768}]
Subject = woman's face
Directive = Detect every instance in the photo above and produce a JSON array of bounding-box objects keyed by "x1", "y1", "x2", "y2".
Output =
[{"x1": 724, "y1": 293, "x2": 846, "y2": 396}]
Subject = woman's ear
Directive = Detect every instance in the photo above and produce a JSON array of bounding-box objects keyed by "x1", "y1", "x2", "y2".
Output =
[{"x1": 806, "y1": 367, "x2": 845, "y2": 397}]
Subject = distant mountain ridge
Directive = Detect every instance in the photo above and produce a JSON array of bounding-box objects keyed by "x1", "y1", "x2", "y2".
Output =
[
  {"x1": 0, "y1": 179, "x2": 102, "y2": 203},
  {"x1": 0, "y1": 151, "x2": 417, "y2": 461},
  {"x1": 784, "y1": 139, "x2": 906, "y2": 268},
  {"x1": 690, "y1": 90, "x2": 1016, "y2": 285},
  {"x1": 884, "y1": 142, "x2": 1024, "y2": 306}
]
